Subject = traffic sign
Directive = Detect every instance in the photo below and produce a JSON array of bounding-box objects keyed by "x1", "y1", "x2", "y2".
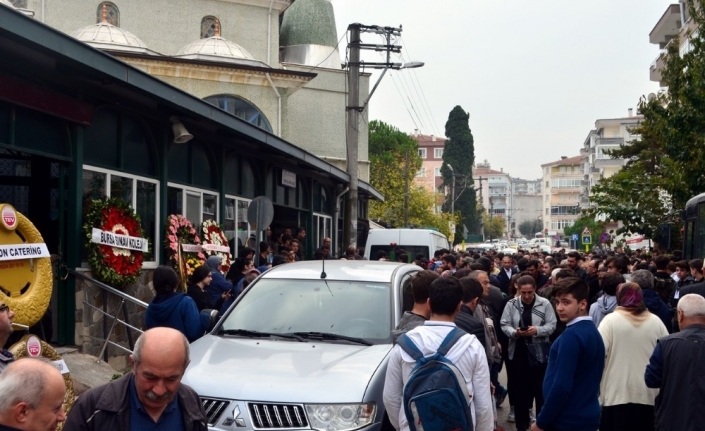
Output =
[
  {"x1": 582, "y1": 235, "x2": 592, "y2": 245},
  {"x1": 572, "y1": 234, "x2": 579, "y2": 241},
  {"x1": 582, "y1": 227, "x2": 591, "y2": 236}
]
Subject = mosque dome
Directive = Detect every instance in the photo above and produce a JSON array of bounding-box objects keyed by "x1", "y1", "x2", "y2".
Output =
[
  {"x1": 175, "y1": 21, "x2": 269, "y2": 68},
  {"x1": 72, "y1": 5, "x2": 158, "y2": 55},
  {"x1": 279, "y1": 0, "x2": 341, "y2": 69}
]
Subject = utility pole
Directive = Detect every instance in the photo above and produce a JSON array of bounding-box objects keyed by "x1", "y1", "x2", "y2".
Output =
[
  {"x1": 343, "y1": 24, "x2": 419, "y2": 248},
  {"x1": 403, "y1": 146, "x2": 409, "y2": 226},
  {"x1": 475, "y1": 176, "x2": 487, "y2": 236},
  {"x1": 344, "y1": 23, "x2": 361, "y2": 250}
]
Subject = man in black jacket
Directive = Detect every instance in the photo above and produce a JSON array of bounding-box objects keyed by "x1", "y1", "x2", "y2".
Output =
[
  {"x1": 455, "y1": 277, "x2": 486, "y2": 347},
  {"x1": 646, "y1": 294, "x2": 705, "y2": 431},
  {"x1": 496, "y1": 255, "x2": 518, "y2": 295},
  {"x1": 64, "y1": 327, "x2": 207, "y2": 431}
]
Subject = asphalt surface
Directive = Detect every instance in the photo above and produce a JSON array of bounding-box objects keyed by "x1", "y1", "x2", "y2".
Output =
[{"x1": 495, "y1": 365, "x2": 521, "y2": 431}]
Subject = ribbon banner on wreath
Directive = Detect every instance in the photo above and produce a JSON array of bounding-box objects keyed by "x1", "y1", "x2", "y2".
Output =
[
  {"x1": 165, "y1": 214, "x2": 204, "y2": 288},
  {"x1": 201, "y1": 220, "x2": 232, "y2": 273},
  {"x1": 83, "y1": 198, "x2": 145, "y2": 289}
]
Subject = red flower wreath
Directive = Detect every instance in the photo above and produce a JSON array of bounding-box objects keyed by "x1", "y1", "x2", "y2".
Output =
[
  {"x1": 201, "y1": 220, "x2": 232, "y2": 273},
  {"x1": 83, "y1": 198, "x2": 145, "y2": 289}
]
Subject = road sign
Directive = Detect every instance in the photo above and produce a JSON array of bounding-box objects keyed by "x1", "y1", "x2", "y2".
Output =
[
  {"x1": 582, "y1": 235, "x2": 592, "y2": 245},
  {"x1": 582, "y1": 227, "x2": 591, "y2": 236},
  {"x1": 572, "y1": 234, "x2": 579, "y2": 241}
]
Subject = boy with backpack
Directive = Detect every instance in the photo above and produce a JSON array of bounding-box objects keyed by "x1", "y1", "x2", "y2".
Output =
[{"x1": 383, "y1": 276, "x2": 494, "y2": 431}]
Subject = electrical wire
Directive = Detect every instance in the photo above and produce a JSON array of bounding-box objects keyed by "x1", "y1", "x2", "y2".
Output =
[
  {"x1": 400, "y1": 36, "x2": 442, "y2": 136},
  {"x1": 389, "y1": 73, "x2": 421, "y2": 132},
  {"x1": 303, "y1": 32, "x2": 348, "y2": 74}
]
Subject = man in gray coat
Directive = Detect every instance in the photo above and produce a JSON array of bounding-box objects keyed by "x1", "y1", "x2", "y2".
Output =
[{"x1": 64, "y1": 327, "x2": 207, "y2": 431}]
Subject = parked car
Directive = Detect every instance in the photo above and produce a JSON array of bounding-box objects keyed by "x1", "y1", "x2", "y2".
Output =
[{"x1": 182, "y1": 260, "x2": 422, "y2": 431}]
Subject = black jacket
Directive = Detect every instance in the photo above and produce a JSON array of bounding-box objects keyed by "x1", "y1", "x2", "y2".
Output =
[
  {"x1": 454, "y1": 304, "x2": 486, "y2": 347},
  {"x1": 679, "y1": 281, "x2": 705, "y2": 301},
  {"x1": 187, "y1": 285, "x2": 224, "y2": 312},
  {"x1": 496, "y1": 268, "x2": 518, "y2": 295},
  {"x1": 646, "y1": 324, "x2": 705, "y2": 431},
  {"x1": 63, "y1": 373, "x2": 208, "y2": 431}
]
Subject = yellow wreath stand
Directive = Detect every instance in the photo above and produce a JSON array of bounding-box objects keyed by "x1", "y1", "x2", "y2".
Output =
[
  {"x1": 0, "y1": 204, "x2": 52, "y2": 327},
  {"x1": 9, "y1": 335, "x2": 76, "y2": 430}
]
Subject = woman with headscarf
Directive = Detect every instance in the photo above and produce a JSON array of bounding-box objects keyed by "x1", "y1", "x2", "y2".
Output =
[
  {"x1": 187, "y1": 265, "x2": 230, "y2": 312},
  {"x1": 597, "y1": 282, "x2": 668, "y2": 431},
  {"x1": 204, "y1": 255, "x2": 234, "y2": 309}
]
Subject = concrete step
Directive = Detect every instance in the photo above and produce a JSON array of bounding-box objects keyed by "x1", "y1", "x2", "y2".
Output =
[{"x1": 62, "y1": 351, "x2": 124, "y2": 396}]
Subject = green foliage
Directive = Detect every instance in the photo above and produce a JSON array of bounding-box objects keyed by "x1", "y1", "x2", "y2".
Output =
[
  {"x1": 440, "y1": 106, "x2": 478, "y2": 240},
  {"x1": 368, "y1": 120, "x2": 456, "y2": 239},
  {"x1": 585, "y1": 2, "x2": 705, "y2": 248},
  {"x1": 482, "y1": 211, "x2": 505, "y2": 240},
  {"x1": 564, "y1": 217, "x2": 606, "y2": 248},
  {"x1": 518, "y1": 219, "x2": 542, "y2": 237}
]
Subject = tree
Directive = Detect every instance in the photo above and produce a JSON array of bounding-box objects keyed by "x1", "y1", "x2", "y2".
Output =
[
  {"x1": 441, "y1": 106, "x2": 478, "y2": 242},
  {"x1": 367, "y1": 120, "x2": 457, "y2": 239},
  {"x1": 584, "y1": 2, "x2": 705, "y2": 249},
  {"x1": 482, "y1": 212, "x2": 505, "y2": 240},
  {"x1": 564, "y1": 217, "x2": 606, "y2": 249},
  {"x1": 518, "y1": 219, "x2": 542, "y2": 237}
]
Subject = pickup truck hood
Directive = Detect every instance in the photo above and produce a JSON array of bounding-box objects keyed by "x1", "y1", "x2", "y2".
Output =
[{"x1": 183, "y1": 335, "x2": 392, "y2": 403}]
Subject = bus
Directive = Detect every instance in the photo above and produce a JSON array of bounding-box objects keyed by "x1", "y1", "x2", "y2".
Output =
[{"x1": 683, "y1": 192, "x2": 705, "y2": 260}]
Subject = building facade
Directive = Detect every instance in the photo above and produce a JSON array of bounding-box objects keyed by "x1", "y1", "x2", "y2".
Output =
[
  {"x1": 580, "y1": 111, "x2": 642, "y2": 208},
  {"x1": 412, "y1": 132, "x2": 446, "y2": 211},
  {"x1": 650, "y1": 1, "x2": 694, "y2": 86},
  {"x1": 509, "y1": 177, "x2": 542, "y2": 238},
  {"x1": 541, "y1": 156, "x2": 583, "y2": 236}
]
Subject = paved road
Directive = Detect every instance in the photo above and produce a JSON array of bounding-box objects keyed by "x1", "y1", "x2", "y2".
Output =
[{"x1": 495, "y1": 365, "x2": 519, "y2": 431}]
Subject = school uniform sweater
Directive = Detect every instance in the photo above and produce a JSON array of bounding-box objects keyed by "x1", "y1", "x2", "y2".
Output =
[{"x1": 536, "y1": 318, "x2": 605, "y2": 431}]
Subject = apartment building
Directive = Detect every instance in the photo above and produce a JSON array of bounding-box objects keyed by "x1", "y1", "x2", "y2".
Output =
[
  {"x1": 541, "y1": 156, "x2": 583, "y2": 236},
  {"x1": 510, "y1": 177, "x2": 543, "y2": 238},
  {"x1": 412, "y1": 132, "x2": 447, "y2": 212},
  {"x1": 650, "y1": 1, "x2": 694, "y2": 86},
  {"x1": 580, "y1": 110, "x2": 643, "y2": 208}
]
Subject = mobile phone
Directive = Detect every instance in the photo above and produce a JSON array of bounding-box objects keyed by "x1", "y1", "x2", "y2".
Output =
[{"x1": 520, "y1": 324, "x2": 528, "y2": 331}]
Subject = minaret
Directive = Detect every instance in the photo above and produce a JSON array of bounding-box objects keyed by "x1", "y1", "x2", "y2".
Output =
[{"x1": 279, "y1": 0, "x2": 341, "y2": 69}]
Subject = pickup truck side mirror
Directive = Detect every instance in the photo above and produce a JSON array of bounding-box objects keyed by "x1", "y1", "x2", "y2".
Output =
[{"x1": 200, "y1": 309, "x2": 220, "y2": 331}]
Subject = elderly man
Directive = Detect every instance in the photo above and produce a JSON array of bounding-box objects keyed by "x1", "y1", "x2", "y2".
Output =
[
  {"x1": 64, "y1": 327, "x2": 207, "y2": 431},
  {"x1": 0, "y1": 300, "x2": 15, "y2": 373},
  {"x1": 0, "y1": 358, "x2": 66, "y2": 431},
  {"x1": 646, "y1": 294, "x2": 705, "y2": 431}
]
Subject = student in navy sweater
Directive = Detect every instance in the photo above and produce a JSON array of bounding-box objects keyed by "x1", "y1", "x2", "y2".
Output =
[{"x1": 531, "y1": 277, "x2": 605, "y2": 431}]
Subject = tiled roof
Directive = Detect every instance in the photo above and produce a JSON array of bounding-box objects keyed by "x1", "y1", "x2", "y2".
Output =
[{"x1": 541, "y1": 155, "x2": 583, "y2": 167}]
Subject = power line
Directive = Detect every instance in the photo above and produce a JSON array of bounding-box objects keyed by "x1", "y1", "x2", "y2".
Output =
[
  {"x1": 303, "y1": 32, "x2": 348, "y2": 74},
  {"x1": 389, "y1": 73, "x2": 420, "y2": 132},
  {"x1": 394, "y1": 60, "x2": 429, "y2": 133},
  {"x1": 400, "y1": 36, "x2": 442, "y2": 136}
]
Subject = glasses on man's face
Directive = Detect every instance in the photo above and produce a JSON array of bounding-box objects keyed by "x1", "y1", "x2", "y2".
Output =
[{"x1": 0, "y1": 304, "x2": 9, "y2": 313}]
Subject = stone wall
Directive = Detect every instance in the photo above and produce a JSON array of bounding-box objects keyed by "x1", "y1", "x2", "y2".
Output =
[{"x1": 75, "y1": 269, "x2": 155, "y2": 371}]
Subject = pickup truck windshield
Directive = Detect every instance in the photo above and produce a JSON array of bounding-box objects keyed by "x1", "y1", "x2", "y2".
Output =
[{"x1": 221, "y1": 279, "x2": 393, "y2": 344}]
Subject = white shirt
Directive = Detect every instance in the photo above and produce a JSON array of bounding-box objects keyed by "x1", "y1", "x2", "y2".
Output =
[
  {"x1": 382, "y1": 321, "x2": 494, "y2": 431},
  {"x1": 567, "y1": 315, "x2": 593, "y2": 326}
]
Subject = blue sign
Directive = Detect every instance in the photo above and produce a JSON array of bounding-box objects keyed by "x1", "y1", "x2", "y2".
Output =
[{"x1": 572, "y1": 234, "x2": 579, "y2": 241}]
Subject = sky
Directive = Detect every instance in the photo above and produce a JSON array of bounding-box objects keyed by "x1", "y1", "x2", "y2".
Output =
[{"x1": 331, "y1": 0, "x2": 667, "y2": 180}]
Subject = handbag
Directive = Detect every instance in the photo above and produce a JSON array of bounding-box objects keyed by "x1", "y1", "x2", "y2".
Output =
[{"x1": 525, "y1": 340, "x2": 551, "y2": 367}]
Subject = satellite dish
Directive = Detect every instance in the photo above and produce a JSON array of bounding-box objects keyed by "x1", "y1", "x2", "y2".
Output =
[{"x1": 648, "y1": 93, "x2": 656, "y2": 102}]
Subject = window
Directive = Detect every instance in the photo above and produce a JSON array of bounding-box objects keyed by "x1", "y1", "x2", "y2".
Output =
[
  {"x1": 82, "y1": 167, "x2": 159, "y2": 264},
  {"x1": 434, "y1": 167, "x2": 442, "y2": 177},
  {"x1": 167, "y1": 184, "x2": 219, "y2": 227},
  {"x1": 596, "y1": 146, "x2": 619, "y2": 159},
  {"x1": 96, "y1": 2, "x2": 119, "y2": 26},
  {"x1": 545, "y1": 181, "x2": 549, "y2": 188},
  {"x1": 551, "y1": 220, "x2": 575, "y2": 230},
  {"x1": 434, "y1": 148, "x2": 443, "y2": 158},
  {"x1": 224, "y1": 196, "x2": 252, "y2": 257},
  {"x1": 418, "y1": 148, "x2": 427, "y2": 158},
  {"x1": 313, "y1": 214, "x2": 332, "y2": 252},
  {"x1": 416, "y1": 167, "x2": 426, "y2": 178},
  {"x1": 551, "y1": 205, "x2": 580, "y2": 215},
  {"x1": 550, "y1": 178, "x2": 581, "y2": 188},
  {"x1": 201, "y1": 16, "x2": 219, "y2": 38},
  {"x1": 204, "y1": 95, "x2": 273, "y2": 132}
]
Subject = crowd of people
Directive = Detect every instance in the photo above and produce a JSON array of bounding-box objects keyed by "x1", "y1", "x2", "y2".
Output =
[{"x1": 384, "y1": 246, "x2": 705, "y2": 431}]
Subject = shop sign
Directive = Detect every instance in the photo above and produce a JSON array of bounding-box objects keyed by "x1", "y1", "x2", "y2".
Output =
[
  {"x1": 181, "y1": 244, "x2": 230, "y2": 253},
  {"x1": 1, "y1": 205, "x2": 17, "y2": 230},
  {"x1": 91, "y1": 228, "x2": 149, "y2": 252},
  {"x1": 0, "y1": 243, "x2": 50, "y2": 261},
  {"x1": 281, "y1": 169, "x2": 297, "y2": 188}
]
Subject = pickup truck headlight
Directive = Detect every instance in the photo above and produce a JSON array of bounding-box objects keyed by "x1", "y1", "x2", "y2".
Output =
[{"x1": 305, "y1": 403, "x2": 376, "y2": 431}]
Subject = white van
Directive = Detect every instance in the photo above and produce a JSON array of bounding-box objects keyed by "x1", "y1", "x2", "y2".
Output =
[{"x1": 364, "y1": 228, "x2": 450, "y2": 262}]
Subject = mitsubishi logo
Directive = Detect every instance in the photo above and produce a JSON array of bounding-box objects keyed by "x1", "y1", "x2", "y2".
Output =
[{"x1": 223, "y1": 405, "x2": 246, "y2": 428}]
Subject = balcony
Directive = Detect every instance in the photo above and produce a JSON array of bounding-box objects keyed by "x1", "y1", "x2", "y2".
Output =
[
  {"x1": 595, "y1": 137, "x2": 623, "y2": 146},
  {"x1": 650, "y1": 52, "x2": 666, "y2": 85},
  {"x1": 649, "y1": 4, "x2": 682, "y2": 47}
]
